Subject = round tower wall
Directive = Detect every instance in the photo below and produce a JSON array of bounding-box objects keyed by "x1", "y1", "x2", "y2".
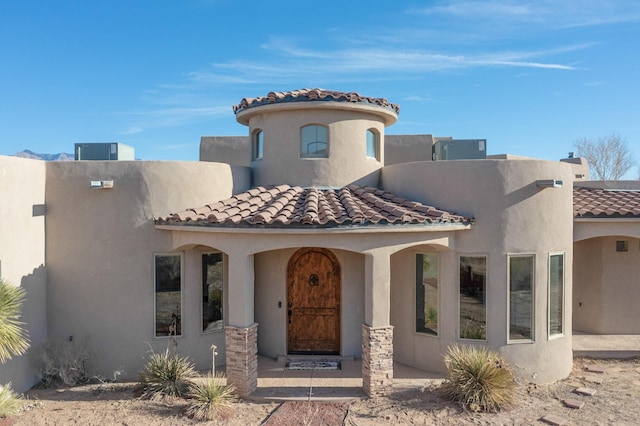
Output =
[{"x1": 239, "y1": 103, "x2": 391, "y2": 188}]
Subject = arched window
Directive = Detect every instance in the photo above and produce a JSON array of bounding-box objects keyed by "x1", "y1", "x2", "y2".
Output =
[
  {"x1": 253, "y1": 129, "x2": 264, "y2": 160},
  {"x1": 300, "y1": 125, "x2": 328, "y2": 158},
  {"x1": 366, "y1": 129, "x2": 379, "y2": 160}
]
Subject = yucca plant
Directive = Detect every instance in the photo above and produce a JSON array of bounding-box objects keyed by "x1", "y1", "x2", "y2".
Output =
[
  {"x1": 138, "y1": 348, "x2": 197, "y2": 400},
  {"x1": 0, "y1": 383, "x2": 21, "y2": 417},
  {"x1": 441, "y1": 344, "x2": 517, "y2": 412},
  {"x1": 186, "y1": 371, "x2": 236, "y2": 421},
  {"x1": 0, "y1": 279, "x2": 30, "y2": 363}
]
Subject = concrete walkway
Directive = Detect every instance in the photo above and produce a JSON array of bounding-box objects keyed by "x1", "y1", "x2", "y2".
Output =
[
  {"x1": 248, "y1": 355, "x2": 445, "y2": 402},
  {"x1": 573, "y1": 332, "x2": 640, "y2": 358}
]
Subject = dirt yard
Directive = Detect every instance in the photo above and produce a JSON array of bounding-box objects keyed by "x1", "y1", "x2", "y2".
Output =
[{"x1": 5, "y1": 357, "x2": 639, "y2": 425}]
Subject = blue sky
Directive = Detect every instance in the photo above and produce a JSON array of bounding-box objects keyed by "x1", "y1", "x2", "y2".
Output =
[{"x1": 1, "y1": 1, "x2": 639, "y2": 176}]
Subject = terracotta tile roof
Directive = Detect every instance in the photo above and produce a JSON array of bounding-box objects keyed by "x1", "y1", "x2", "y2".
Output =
[
  {"x1": 155, "y1": 185, "x2": 472, "y2": 228},
  {"x1": 233, "y1": 88, "x2": 400, "y2": 115},
  {"x1": 574, "y1": 186, "x2": 640, "y2": 218}
]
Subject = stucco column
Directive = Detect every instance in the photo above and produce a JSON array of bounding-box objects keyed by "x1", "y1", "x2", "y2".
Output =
[
  {"x1": 225, "y1": 253, "x2": 257, "y2": 397},
  {"x1": 362, "y1": 251, "x2": 393, "y2": 397},
  {"x1": 227, "y1": 253, "x2": 255, "y2": 327},
  {"x1": 364, "y1": 252, "x2": 390, "y2": 327}
]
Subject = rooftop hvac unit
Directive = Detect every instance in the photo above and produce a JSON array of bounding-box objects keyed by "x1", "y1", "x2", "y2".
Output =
[
  {"x1": 432, "y1": 139, "x2": 486, "y2": 161},
  {"x1": 75, "y1": 143, "x2": 135, "y2": 160}
]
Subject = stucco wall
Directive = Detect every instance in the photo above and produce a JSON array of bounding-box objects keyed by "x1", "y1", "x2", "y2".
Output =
[
  {"x1": 601, "y1": 236, "x2": 640, "y2": 333},
  {"x1": 573, "y1": 239, "x2": 603, "y2": 332},
  {"x1": 574, "y1": 236, "x2": 640, "y2": 333},
  {"x1": 0, "y1": 156, "x2": 48, "y2": 392},
  {"x1": 45, "y1": 160, "x2": 250, "y2": 377},
  {"x1": 384, "y1": 134, "x2": 435, "y2": 166},
  {"x1": 560, "y1": 157, "x2": 590, "y2": 180},
  {"x1": 241, "y1": 106, "x2": 387, "y2": 188},
  {"x1": 200, "y1": 136, "x2": 250, "y2": 166},
  {"x1": 382, "y1": 158, "x2": 575, "y2": 383}
]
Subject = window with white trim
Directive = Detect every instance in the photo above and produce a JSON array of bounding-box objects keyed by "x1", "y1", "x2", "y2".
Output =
[
  {"x1": 366, "y1": 128, "x2": 379, "y2": 160},
  {"x1": 548, "y1": 253, "x2": 564, "y2": 337},
  {"x1": 300, "y1": 124, "x2": 328, "y2": 158},
  {"x1": 253, "y1": 129, "x2": 264, "y2": 160},
  {"x1": 154, "y1": 254, "x2": 182, "y2": 337},
  {"x1": 416, "y1": 253, "x2": 438, "y2": 336},
  {"x1": 202, "y1": 253, "x2": 224, "y2": 333},
  {"x1": 508, "y1": 255, "x2": 534, "y2": 341},
  {"x1": 459, "y1": 256, "x2": 487, "y2": 340}
]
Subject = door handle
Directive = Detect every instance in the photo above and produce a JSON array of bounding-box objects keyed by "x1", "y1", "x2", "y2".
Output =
[{"x1": 288, "y1": 309, "x2": 292, "y2": 324}]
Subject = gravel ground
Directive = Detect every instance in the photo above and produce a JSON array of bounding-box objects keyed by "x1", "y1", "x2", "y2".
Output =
[{"x1": 5, "y1": 357, "x2": 639, "y2": 425}]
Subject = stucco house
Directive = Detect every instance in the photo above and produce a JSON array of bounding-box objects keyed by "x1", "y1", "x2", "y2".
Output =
[{"x1": 1, "y1": 88, "x2": 638, "y2": 397}]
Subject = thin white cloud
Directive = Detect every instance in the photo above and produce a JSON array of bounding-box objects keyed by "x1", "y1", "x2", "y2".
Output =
[
  {"x1": 416, "y1": 2, "x2": 532, "y2": 18},
  {"x1": 404, "y1": 95, "x2": 432, "y2": 102},
  {"x1": 476, "y1": 60, "x2": 574, "y2": 70},
  {"x1": 189, "y1": 40, "x2": 580, "y2": 85},
  {"x1": 412, "y1": 0, "x2": 640, "y2": 28},
  {"x1": 116, "y1": 106, "x2": 231, "y2": 132},
  {"x1": 186, "y1": 71, "x2": 257, "y2": 85},
  {"x1": 118, "y1": 126, "x2": 143, "y2": 135}
]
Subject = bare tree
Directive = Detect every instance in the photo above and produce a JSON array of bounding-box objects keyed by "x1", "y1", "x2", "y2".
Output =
[{"x1": 573, "y1": 132, "x2": 635, "y2": 180}]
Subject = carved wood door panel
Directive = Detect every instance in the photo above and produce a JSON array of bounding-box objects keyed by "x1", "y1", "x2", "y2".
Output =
[{"x1": 287, "y1": 248, "x2": 341, "y2": 354}]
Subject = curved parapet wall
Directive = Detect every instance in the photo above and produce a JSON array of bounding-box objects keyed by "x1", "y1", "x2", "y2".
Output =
[{"x1": 382, "y1": 158, "x2": 575, "y2": 383}]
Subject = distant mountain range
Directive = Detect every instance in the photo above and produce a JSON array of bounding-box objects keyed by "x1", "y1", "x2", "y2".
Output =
[{"x1": 15, "y1": 150, "x2": 74, "y2": 161}]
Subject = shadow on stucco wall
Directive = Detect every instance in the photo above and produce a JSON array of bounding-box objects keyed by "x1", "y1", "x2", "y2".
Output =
[
  {"x1": 349, "y1": 170, "x2": 381, "y2": 188},
  {"x1": 504, "y1": 182, "x2": 539, "y2": 207},
  {"x1": 0, "y1": 265, "x2": 47, "y2": 392},
  {"x1": 230, "y1": 165, "x2": 252, "y2": 194}
]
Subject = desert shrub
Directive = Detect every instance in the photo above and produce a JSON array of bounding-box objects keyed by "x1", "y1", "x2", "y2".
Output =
[
  {"x1": 37, "y1": 336, "x2": 92, "y2": 386},
  {"x1": 0, "y1": 383, "x2": 21, "y2": 417},
  {"x1": 440, "y1": 344, "x2": 517, "y2": 412},
  {"x1": 0, "y1": 279, "x2": 30, "y2": 363},
  {"x1": 138, "y1": 348, "x2": 197, "y2": 400},
  {"x1": 185, "y1": 371, "x2": 235, "y2": 421}
]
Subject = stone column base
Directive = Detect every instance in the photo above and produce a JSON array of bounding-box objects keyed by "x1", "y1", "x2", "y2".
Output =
[
  {"x1": 225, "y1": 323, "x2": 258, "y2": 397},
  {"x1": 362, "y1": 324, "x2": 394, "y2": 397}
]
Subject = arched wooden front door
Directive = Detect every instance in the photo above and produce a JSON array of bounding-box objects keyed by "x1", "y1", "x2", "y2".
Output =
[{"x1": 287, "y1": 248, "x2": 341, "y2": 354}]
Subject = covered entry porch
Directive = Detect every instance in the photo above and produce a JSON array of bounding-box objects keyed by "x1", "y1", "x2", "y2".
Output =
[
  {"x1": 154, "y1": 184, "x2": 471, "y2": 397},
  {"x1": 158, "y1": 227, "x2": 467, "y2": 398}
]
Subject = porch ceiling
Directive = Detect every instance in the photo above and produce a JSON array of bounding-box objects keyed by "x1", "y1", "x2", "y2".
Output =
[{"x1": 154, "y1": 184, "x2": 473, "y2": 229}]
